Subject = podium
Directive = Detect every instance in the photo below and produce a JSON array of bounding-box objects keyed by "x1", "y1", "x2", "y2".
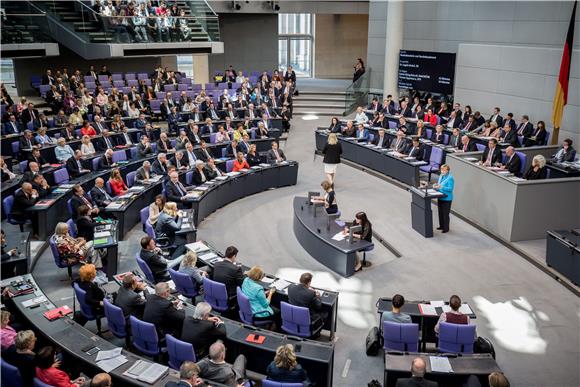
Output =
[{"x1": 410, "y1": 187, "x2": 445, "y2": 238}]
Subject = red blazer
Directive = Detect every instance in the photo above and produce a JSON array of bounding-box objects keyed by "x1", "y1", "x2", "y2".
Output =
[
  {"x1": 81, "y1": 126, "x2": 97, "y2": 137},
  {"x1": 109, "y1": 178, "x2": 127, "y2": 196},
  {"x1": 232, "y1": 159, "x2": 250, "y2": 172},
  {"x1": 424, "y1": 113, "x2": 437, "y2": 126},
  {"x1": 36, "y1": 367, "x2": 77, "y2": 387}
]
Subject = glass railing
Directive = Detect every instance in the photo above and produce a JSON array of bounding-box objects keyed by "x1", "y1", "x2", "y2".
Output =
[
  {"x1": 0, "y1": 3, "x2": 54, "y2": 44},
  {"x1": 34, "y1": 0, "x2": 220, "y2": 44},
  {"x1": 183, "y1": 0, "x2": 221, "y2": 42},
  {"x1": 344, "y1": 68, "x2": 371, "y2": 116}
]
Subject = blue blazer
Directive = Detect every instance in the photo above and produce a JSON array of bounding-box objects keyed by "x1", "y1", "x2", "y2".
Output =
[
  {"x1": 437, "y1": 173, "x2": 454, "y2": 201},
  {"x1": 3, "y1": 121, "x2": 20, "y2": 135},
  {"x1": 356, "y1": 129, "x2": 369, "y2": 141}
]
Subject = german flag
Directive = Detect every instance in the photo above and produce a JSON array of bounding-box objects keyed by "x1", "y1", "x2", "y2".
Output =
[{"x1": 551, "y1": 1, "x2": 577, "y2": 144}]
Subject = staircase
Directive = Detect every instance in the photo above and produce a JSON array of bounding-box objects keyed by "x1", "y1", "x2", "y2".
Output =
[{"x1": 293, "y1": 91, "x2": 347, "y2": 117}]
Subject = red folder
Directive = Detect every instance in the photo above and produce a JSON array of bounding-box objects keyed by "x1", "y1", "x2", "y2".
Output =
[
  {"x1": 245, "y1": 334, "x2": 266, "y2": 344},
  {"x1": 43, "y1": 305, "x2": 73, "y2": 321}
]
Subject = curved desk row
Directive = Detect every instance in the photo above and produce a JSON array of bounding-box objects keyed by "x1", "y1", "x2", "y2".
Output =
[
  {"x1": 293, "y1": 196, "x2": 373, "y2": 277},
  {"x1": 183, "y1": 161, "x2": 299, "y2": 226},
  {"x1": 315, "y1": 130, "x2": 423, "y2": 187}
]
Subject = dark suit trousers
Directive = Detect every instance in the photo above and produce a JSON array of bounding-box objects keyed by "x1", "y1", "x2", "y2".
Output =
[{"x1": 437, "y1": 200, "x2": 452, "y2": 232}]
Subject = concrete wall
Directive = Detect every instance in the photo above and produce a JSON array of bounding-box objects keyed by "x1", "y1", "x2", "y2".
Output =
[
  {"x1": 209, "y1": 1, "x2": 368, "y2": 15},
  {"x1": 208, "y1": 14, "x2": 278, "y2": 75},
  {"x1": 315, "y1": 14, "x2": 368, "y2": 79},
  {"x1": 13, "y1": 46, "x2": 175, "y2": 96}
]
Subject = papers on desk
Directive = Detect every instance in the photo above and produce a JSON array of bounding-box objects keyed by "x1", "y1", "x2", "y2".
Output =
[
  {"x1": 261, "y1": 276, "x2": 275, "y2": 284},
  {"x1": 410, "y1": 161, "x2": 428, "y2": 166},
  {"x1": 106, "y1": 202, "x2": 124, "y2": 210},
  {"x1": 464, "y1": 157, "x2": 479, "y2": 162},
  {"x1": 364, "y1": 143, "x2": 375, "y2": 147},
  {"x1": 239, "y1": 168, "x2": 250, "y2": 173},
  {"x1": 94, "y1": 231, "x2": 110, "y2": 239},
  {"x1": 332, "y1": 231, "x2": 346, "y2": 241},
  {"x1": 426, "y1": 189, "x2": 441, "y2": 196},
  {"x1": 194, "y1": 185, "x2": 209, "y2": 191},
  {"x1": 418, "y1": 303, "x2": 437, "y2": 316},
  {"x1": 430, "y1": 356, "x2": 453, "y2": 373},
  {"x1": 270, "y1": 279, "x2": 291, "y2": 291},
  {"x1": 430, "y1": 300, "x2": 445, "y2": 308},
  {"x1": 97, "y1": 355, "x2": 127, "y2": 373},
  {"x1": 251, "y1": 166, "x2": 262, "y2": 170},
  {"x1": 22, "y1": 296, "x2": 47, "y2": 308},
  {"x1": 96, "y1": 347, "x2": 122, "y2": 362},
  {"x1": 259, "y1": 163, "x2": 271, "y2": 168},
  {"x1": 508, "y1": 176, "x2": 526, "y2": 182},
  {"x1": 200, "y1": 252, "x2": 222, "y2": 264},
  {"x1": 123, "y1": 360, "x2": 168, "y2": 384},
  {"x1": 117, "y1": 193, "x2": 134, "y2": 199},
  {"x1": 226, "y1": 171, "x2": 241, "y2": 177},
  {"x1": 215, "y1": 175, "x2": 229, "y2": 181},
  {"x1": 186, "y1": 242, "x2": 210, "y2": 253},
  {"x1": 185, "y1": 191, "x2": 202, "y2": 198},
  {"x1": 442, "y1": 303, "x2": 473, "y2": 315},
  {"x1": 404, "y1": 156, "x2": 416, "y2": 161},
  {"x1": 128, "y1": 186, "x2": 145, "y2": 192}
]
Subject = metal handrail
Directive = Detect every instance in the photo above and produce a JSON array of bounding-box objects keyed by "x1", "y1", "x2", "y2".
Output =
[
  {"x1": 202, "y1": 0, "x2": 218, "y2": 17},
  {"x1": 2, "y1": 13, "x2": 47, "y2": 16}
]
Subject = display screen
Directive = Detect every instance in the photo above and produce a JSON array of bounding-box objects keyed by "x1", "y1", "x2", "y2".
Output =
[{"x1": 398, "y1": 50, "x2": 456, "y2": 95}]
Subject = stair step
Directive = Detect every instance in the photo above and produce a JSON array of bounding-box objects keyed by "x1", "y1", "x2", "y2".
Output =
[
  {"x1": 294, "y1": 96, "x2": 345, "y2": 102},
  {"x1": 298, "y1": 91, "x2": 348, "y2": 96}
]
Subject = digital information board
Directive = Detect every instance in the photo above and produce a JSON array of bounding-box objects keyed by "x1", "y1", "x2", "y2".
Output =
[{"x1": 398, "y1": 50, "x2": 456, "y2": 95}]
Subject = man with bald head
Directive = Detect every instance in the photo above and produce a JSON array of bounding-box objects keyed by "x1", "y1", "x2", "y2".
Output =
[
  {"x1": 135, "y1": 160, "x2": 153, "y2": 184},
  {"x1": 395, "y1": 357, "x2": 438, "y2": 387},
  {"x1": 501, "y1": 146, "x2": 522, "y2": 177},
  {"x1": 196, "y1": 340, "x2": 246, "y2": 386},
  {"x1": 89, "y1": 373, "x2": 112, "y2": 387},
  {"x1": 90, "y1": 177, "x2": 113, "y2": 208},
  {"x1": 143, "y1": 281, "x2": 185, "y2": 338},
  {"x1": 165, "y1": 170, "x2": 189, "y2": 206},
  {"x1": 12, "y1": 182, "x2": 39, "y2": 234},
  {"x1": 23, "y1": 162, "x2": 41, "y2": 183}
]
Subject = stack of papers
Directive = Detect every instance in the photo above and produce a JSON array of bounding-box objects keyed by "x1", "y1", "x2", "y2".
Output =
[
  {"x1": 186, "y1": 242, "x2": 210, "y2": 253},
  {"x1": 123, "y1": 360, "x2": 168, "y2": 384},
  {"x1": 22, "y1": 296, "x2": 47, "y2": 308},
  {"x1": 332, "y1": 232, "x2": 346, "y2": 241},
  {"x1": 464, "y1": 157, "x2": 479, "y2": 162},
  {"x1": 226, "y1": 171, "x2": 241, "y2": 177},
  {"x1": 442, "y1": 303, "x2": 473, "y2": 315},
  {"x1": 106, "y1": 202, "x2": 124, "y2": 210},
  {"x1": 430, "y1": 356, "x2": 453, "y2": 373},
  {"x1": 194, "y1": 186, "x2": 209, "y2": 191},
  {"x1": 259, "y1": 163, "x2": 271, "y2": 168},
  {"x1": 94, "y1": 231, "x2": 110, "y2": 239},
  {"x1": 215, "y1": 176, "x2": 229, "y2": 181},
  {"x1": 270, "y1": 279, "x2": 291, "y2": 291},
  {"x1": 418, "y1": 303, "x2": 437, "y2": 316}
]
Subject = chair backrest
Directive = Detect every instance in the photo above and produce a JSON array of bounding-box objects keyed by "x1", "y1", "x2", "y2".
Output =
[
  {"x1": 515, "y1": 151, "x2": 527, "y2": 176},
  {"x1": 49, "y1": 235, "x2": 65, "y2": 269},
  {"x1": 105, "y1": 181, "x2": 113, "y2": 195},
  {"x1": 33, "y1": 377, "x2": 53, "y2": 387},
  {"x1": 66, "y1": 218, "x2": 77, "y2": 238},
  {"x1": 1, "y1": 359, "x2": 24, "y2": 387},
  {"x1": 92, "y1": 158, "x2": 100, "y2": 171},
  {"x1": 112, "y1": 150, "x2": 127, "y2": 163},
  {"x1": 138, "y1": 73, "x2": 148, "y2": 80},
  {"x1": 475, "y1": 143, "x2": 486, "y2": 152},
  {"x1": 19, "y1": 160, "x2": 28, "y2": 174},
  {"x1": 129, "y1": 316, "x2": 160, "y2": 356},
  {"x1": 169, "y1": 268, "x2": 198, "y2": 298},
  {"x1": 544, "y1": 131, "x2": 550, "y2": 146},
  {"x1": 438, "y1": 321, "x2": 476, "y2": 354},
  {"x1": 127, "y1": 171, "x2": 136, "y2": 187},
  {"x1": 166, "y1": 334, "x2": 196, "y2": 370},
  {"x1": 280, "y1": 301, "x2": 311, "y2": 338},
  {"x1": 236, "y1": 286, "x2": 255, "y2": 325},
  {"x1": 262, "y1": 381, "x2": 303, "y2": 387},
  {"x1": 226, "y1": 159, "x2": 234, "y2": 172},
  {"x1": 66, "y1": 198, "x2": 74, "y2": 217},
  {"x1": 140, "y1": 206, "x2": 149, "y2": 227},
  {"x1": 426, "y1": 128, "x2": 433, "y2": 138},
  {"x1": 135, "y1": 253, "x2": 155, "y2": 283},
  {"x1": 429, "y1": 146, "x2": 444, "y2": 168},
  {"x1": 202, "y1": 277, "x2": 229, "y2": 312},
  {"x1": 382, "y1": 321, "x2": 419, "y2": 351},
  {"x1": 73, "y1": 282, "x2": 96, "y2": 320},
  {"x1": 2, "y1": 195, "x2": 14, "y2": 221},
  {"x1": 104, "y1": 298, "x2": 127, "y2": 338},
  {"x1": 11, "y1": 141, "x2": 19, "y2": 155},
  {"x1": 144, "y1": 220, "x2": 156, "y2": 239},
  {"x1": 53, "y1": 168, "x2": 70, "y2": 184}
]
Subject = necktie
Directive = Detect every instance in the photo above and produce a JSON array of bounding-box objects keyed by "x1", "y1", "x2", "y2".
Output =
[
  {"x1": 105, "y1": 137, "x2": 112, "y2": 148},
  {"x1": 27, "y1": 138, "x2": 32, "y2": 148},
  {"x1": 82, "y1": 195, "x2": 92, "y2": 209},
  {"x1": 378, "y1": 137, "x2": 383, "y2": 147},
  {"x1": 463, "y1": 143, "x2": 467, "y2": 151},
  {"x1": 125, "y1": 134, "x2": 132, "y2": 144},
  {"x1": 486, "y1": 148, "x2": 493, "y2": 164},
  {"x1": 12, "y1": 122, "x2": 16, "y2": 132},
  {"x1": 77, "y1": 159, "x2": 83, "y2": 170},
  {"x1": 30, "y1": 110, "x2": 35, "y2": 120},
  {"x1": 518, "y1": 123, "x2": 524, "y2": 135},
  {"x1": 176, "y1": 182, "x2": 186, "y2": 196},
  {"x1": 101, "y1": 188, "x2": 112, "y2": 201},
  {"x1": 274, "y1": 149, "x2": 280, "y2": 161}
]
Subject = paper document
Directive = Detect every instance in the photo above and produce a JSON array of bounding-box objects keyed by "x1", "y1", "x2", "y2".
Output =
[
  {"x1": 464, "y1": 157, "x2": 479, "y2": 162},
  {"x1": 22, "y1": 296, "x2": 47, "y2": 308},
  {"x1": 94, "y1": 231, "x2": 110, "y2": 239},
  {"x1": 418, "y1": 303, "x2": 437, "y2": 316},
  {"x1": 430, "y1": 300, "x2": 445, "y2": 308},
  {"x1": 106, "y1": 202, "x2": 123, "y2": 209},
  {"x1": 426, "y1": 189, "x2": 441, "y2": 196},
  {"x1": 261, "y1": 276, "x2": 275, "y2": 284},
  {"x1": 97, "y1": 355, "x2": 127, "y2": 373},
  {"x1": 430, "y1": 356, "x2": 453, "y2": 373},
  {"x1": 215, "y1": 176, "x2": 229, "y2": 181},
  {"x1": 442, "y1": 303, "x2": 473, "y2": 315},
  {"x1": 96, "y1": 347, "x2": 123, "y2": 362},
  {"x1": 194, "y1": 186, "x2": 209, "y2": 191},
  {"x1": 270, "y1": 279, "x2": 291, "y2": 291},
  {"x1": 199, "y1": 252, "x2": 218, "y2": 261},
  {"x1": 332, "y1": 232, "x2": 346, "y2": 241},
  {"x1": 186, "y1": 242, "x2": 209, "y2": 253}
]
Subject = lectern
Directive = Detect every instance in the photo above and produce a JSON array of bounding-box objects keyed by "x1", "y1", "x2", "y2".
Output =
[{"x1": 410, "y1": 186, "x2": 445, "y2": 238}]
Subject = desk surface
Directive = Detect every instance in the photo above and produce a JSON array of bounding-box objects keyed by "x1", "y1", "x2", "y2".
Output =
[
  {"x1": 385, "y1": 353, "x2": 501, "y2": 375},
  {"x1": 376, "y1": 298, "x2": 477, "y2": 319}
]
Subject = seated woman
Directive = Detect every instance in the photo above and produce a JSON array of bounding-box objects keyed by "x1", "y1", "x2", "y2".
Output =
[
  {"x1": 76, "y1": 264, "x2": 105, "y2": 316},
  {"x1": 246, "y1": 144, "x2": 261, "y2": 167},
  {"x1": 266, "y1": 344, "x2": 310, "y2": 385},
  {"x1": 233, "y1": 124, "x2": 248, "y2": 142},
  {"x1": 54, "y1": 222, "x2": 102, "y2": 270},
  {"x1": 215, "y1": 125, "x2": 229, "y2": 143},
  {"x1": 343, "y1": 211, "x2": 372, "y2": 272},
  {"x1": 3, "y1": 330, "x2": 37, "y2": 386},
  {"x1": 35, "y1": 127, "x2": 54, "y2": 146},
  {"x1": 35, "y1": 346, "x2": 88, "y2": 387},
  {"x1": 127, "y1": 102, "x2": 140, "y2": 119},
  {"x1": 80, "y1": 135, "x2": 96, "y2": 156},
  {"x1": 241, "y1": 266, "x2": 280, "y2": 328},
  {"x1": 109, "y1": 168, "x2": 128, "y2": 196},
  {"x1": 148, "y1": 194, "x2": 165, "y2": 226},
  {"x1": 178, "y1": 250, "x2": 207, "y2": 288},
  {"x1": 155, "y1": 202, "x2": 186, "y2": 259},
  {"x1": 328, "y1": 117, "x2": 341, "y2": 133},
  {"x1": 232, "y1": 152, "x2": 250, "y2": 172},
  {"x1": 311, "y1": 180, "x2": 338, "y2": 215},
  {"x1": 434, "y1": 295, "x2": 475, "y2": 337},
  {"x1": 524, "y1": 155, "x2": 548, "y2": 180},
  {"x1": 0, "y1": 310, "x2": 16, "y2": 351},
  {"x1": 80, "y1": 120, "x2": 97, "y2": 137}
]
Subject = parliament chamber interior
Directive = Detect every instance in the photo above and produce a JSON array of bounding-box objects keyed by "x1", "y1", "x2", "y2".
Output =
[{"x1": 1, "y1": 1, "x2": 579, "y2": 387}]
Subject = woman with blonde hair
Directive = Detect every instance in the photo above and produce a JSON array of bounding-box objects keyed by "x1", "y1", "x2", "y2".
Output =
[
  {"x1": 266, "y1": 344, "x2": 310, "y2": 384},
  {"x1": 241, "y1": 266, "x2": 280, "y2": 327},
  {"x1": 322, "y1": 133, "x2": 342, "y2": 184},
  {"x1": 311, "y1": 180, "x2": 338, "y2": 215},
  {"x1": 178, "y1": 250, "x2": 207, "y2": 287},
  {"x1": 80, "y1": 135, "x2": 96, "y2": 156},
  {"x1": 524, "y1": 154, "x2": 547, "y2": 180},
  {"x1": 109, "y1": 168, "x2": 128, "y2": 196},
  {"x1": 155, "y1": 202, "x2": 186, "y2": 258},
  {"x1": 54, "y1": 221, "x2": 102, "y2": 269}
]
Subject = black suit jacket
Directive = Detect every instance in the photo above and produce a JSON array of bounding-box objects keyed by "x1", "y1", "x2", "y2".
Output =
[
  {"x1": 20, "y1": 109, "x2": 39, "y2": 125},
  {"x1": 372, "y1": 134, "x2": 390, "y2": 148},
  {"x1": 181, "y1": 317, "x2": 227, "y2": 358},
  {"x1": 395, "y1": 377, "x2": 438, "y2": 387},
  {"x1": 170, "y1": 155, "x2": 189, "y2": 170},
  {"x1": 90, "y1": 186, "x2": 112, "y2": 208},
  {"x1": 70, "y1": 194, "x2": 94, "y2": 220},
  {"x1": 140, "y1": 248, "x2": 169, "y2": 283},
  {"x1": 22, "y1": 170, "x2": 40, "y2": 183},
  {"x1": 287, "y1": 284, "x2": 323, "y2": 320},
  {"x1": 165, "y1": 180, "x2": 187, "y2": 203},
  {"x1": 66, "y1": 157, "x2": 85, "y2": 178},
  {"x1": 516, "y1": 122, "x2": 533, "y2": 137},
  {"x1": 448, "y1": 135, "x2": 462, "y2": 148},
  {"x1": 407, "y1": 144, "x2": 427, "y2": 161},
  {"x1": 481, "y1": 146, "x2": 502, "y2": 165},
  {"x1": 11, "y1": 189, "x2": 38, "y2": 218},
  {"x1": 115, "y1": 286, "x2": 146, "y2": 319},
  {"x1": 212, "y1": 259, "x2": 244, "y2": 299},
  {"x1": 27, "y1": 154, "x2": 48, "y2": 167},
  {"x1": 151, "y1": 159, "x2": 168, "y2": 176},
  {"x1": 76, "y1": 216, "x2": 97, "y2": 241},
  {"x1": 97, "y1": 155, "x2": 114, "y2": 170},
  {"x1": 19, "y1": 136, "x2": 37, "y2": 152},
  {"x1": 501, "y1": 130, "x2": 519, "y2": 147},
  {"x1": 143, "y1": 293, "x2": 185, "y2": 337},
  {"x1": 505, "y1": 153, "x2": 522, "y2": 176},
  {"x1": 134, "y1": 166, "x2": 151, "y2": 184},
  {"x1": 191, "y1": 168, "x2": 209, "y2": 186},
  {"x1": 226, "y1": 144, "x2": 242, "y2": 158},
  {"x1": 97, "y1": 136, "x2": 116, "y2": 152}
]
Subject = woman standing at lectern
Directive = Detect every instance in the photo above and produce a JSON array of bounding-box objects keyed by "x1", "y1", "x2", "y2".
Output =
[
  {"x1": 311, "y1": 180, "x2": 338, "y2": 215},
  {"x1": 434, "y1": 164, "x2": 454, "y2": 233}
]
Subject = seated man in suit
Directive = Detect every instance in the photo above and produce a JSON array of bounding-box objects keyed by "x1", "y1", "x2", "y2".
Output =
[
  {"x1": 19, "y1": 130, "x2": 40, "y2": 160},
  {"x1": 136, "y1": 135, "x2": 153, "y2": 158},
  {"x1": 28, "y1": 149, "x2": 50, "y2": 169},
  {"x1": 143, "y1": 282, "x2": 185, "y2": 338},
  {"x1": 169, "y1": 151, "x2": 189, "y2": 171},
  {"x1": 516, "y1": 114, "x2": 533, "y2": 139},
  {"x1": 184, "y1": 142, "x2": 198, "y2": 167},
  {"x1": 70, "y1": 184, "x2": 99, "y2": 220},
  {"x1": 115, "y1": 273, "x2": 147, "y2": 320},
  {"x1": 372, "y1": 128, "x2": 390, "y2": 148},
  {"x1": 165, "y1": 362, "x2": 204, "y2": 387},
  {"x1": 3, "y1": 114, "x2": 20, "y2": 135},
  {"x1": 165, "y1": 171, "x2": 190, "y2": 206},
  {"x1": 499, "y1": 123, "x2": 518, "y2": 147},
  {"x1": 31, "y1": 174, "x2": 51, "y2": 198},
  {"x1": 151, "y1": 153, "x2": 169, "y2": 176},
  {"x1": 481, "y1": 138, "x2": 502, "y2": 167},
  {"x1": 60, "y1": 123, "x2": 79, "y2": 142},
  {"x1": 489, "y1": 106, "x2": 503, "y2": 128},
  {"x1": 191, "y1": 160, "x2": 209, "y2": 186},
  {"x1": 406, "y1": 137, "x2": 427, "y2": 161},
  {"x1": 98, "y1": 149, "x2": 117, "y2": 170},
  {"x1": 390, "y1": 130, "x2": 408, "y2": 155},
  {"x1": 22, "y1": 162, "x2": 41, "y2": 183},
  {"x1": 212, "y1": 245, "x2": 244, "y2": 301},
  {"x1": 226, "y1": 140, "x2": 242, "y2": 159},
  {"x1": 196, "y1": 341, "x2": 246, "y2": 386},
  {"x1": 553, "y1": 138, "x2": 576, "y2": 163},
  {"x1": 459, "y1": 135, "x2": 477, "y2": 152},
  {"x1": 501, "y1": 146, "x2": 522, "y2": 177},
  {"x1": 448, "y1": 128, "x2": 462, "y2": 149},
  {"x1": 181, "y1": 302, "x2": 226, "y2": 359},
  {"x1": 135, "y1": 160, "x2": 154, "y2": 184},
  {"x1": 197, "y1": 140, "x2": 213, "y2": 162},
  {"x1": 266, "y1": 141, "x2": 286, "y2": 164},
  {"x1": 11, "y1": 182, "x2": 39, "y2": 233},
  {"x1": 287, "y1": 272, "x2": 328, "y2": 326},
  {"x1": 186, "y1": 123, "x2": 203, "y2": 145},
  {"x1": 431, "y1": 125, "x2": 445, "y2": 144},
  {"x1": 97, "y1": 129, "x2": 117, "y2": 152},
  {"x1": 395, "y1": 358, "x2": 438, "y2": 387},
  {"x1": 139, "y1": 236, "x2": 182, "y2": 283},
  {"x1": 90, "y1": 177, "x2": 113, "y2": 208},
  {"x1": 206, "y1": 158, "x2": 224, "y2": 179},
  {"x1": 341, "y1": 121, "x2": 355, "y2": 137},
  {"x1": 355, "y1": 123, "x2": 369, "y2": 141},
  {"x1": 66, "y1": 150, "x2": 91, "y2": 178}
]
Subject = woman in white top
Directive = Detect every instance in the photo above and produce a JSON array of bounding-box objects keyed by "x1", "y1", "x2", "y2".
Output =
[
  {"x1": 80, "y1": 135, "x2": 96, "y2": 156},
  {"x1": 354, "y1": 106, "x2": 368, "y2": 124},
  {"x1": 127, "y1": 103, "x2": 140, "y2": 119},
  {"x1": 181, "y1": 98, "x2": 195, "y2": 112}
]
